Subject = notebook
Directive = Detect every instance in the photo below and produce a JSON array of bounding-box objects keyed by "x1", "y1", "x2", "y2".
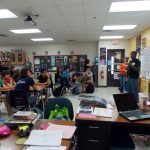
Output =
[{"x1": 113, "y1": 93, "x2": 150, "y2": 121}]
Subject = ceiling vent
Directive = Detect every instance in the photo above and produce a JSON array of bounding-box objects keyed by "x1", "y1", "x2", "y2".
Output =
[
  {"x1": 0, "y1": 34, "x2": 7, "y2": 37},
  {"x1": 67, "y1": 39, "x2": 77, "y2": 42}
]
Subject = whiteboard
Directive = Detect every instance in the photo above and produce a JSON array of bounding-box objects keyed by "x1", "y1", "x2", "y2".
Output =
[{"x1": 141, "y1": 48, "x2": 150, "y2": 79}]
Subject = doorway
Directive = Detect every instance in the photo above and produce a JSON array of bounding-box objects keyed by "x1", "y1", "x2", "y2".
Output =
[{"x1": 107, "y1": 49, "x2": 125, "y2": 87}]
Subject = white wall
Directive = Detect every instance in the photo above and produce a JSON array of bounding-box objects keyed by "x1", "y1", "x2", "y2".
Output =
[
  {"x1": 98, "y1": 40, "x2": 129, "y2": 56},
  {"x1": 0, "y1": 42, "x2": 98, "y2": 65}
]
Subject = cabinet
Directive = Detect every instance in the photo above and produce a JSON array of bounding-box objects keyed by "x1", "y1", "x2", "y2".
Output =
[
  {"x1": 0, "y1": 51, "x2": 11, "y2": 65},
  {"x1": 11, "y1": 49, "x2": 26, "y2": 65},
  {"x1": 76, "y1": 120, "x2": 111, "y2": 150}
]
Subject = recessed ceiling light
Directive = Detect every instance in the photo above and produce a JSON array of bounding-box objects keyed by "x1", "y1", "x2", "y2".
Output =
[
  {"x1": 110, "y1": 1, "x2": 150, "y2": 12},
  {"x1": 10, "y1": 29, "x2": 41, "y2": 34},
  {"x1": 103, "y1": 25, "x2": 137, "y2": 30},
  {"x1": 100, "y1": 36, "x2": 124, "y2": 39},
  {"x1": 0, "y1": 9, "x2": 17, "y2": 19},
  {"x1": 31, "y1": 38, "x2": 54, "y2": 41}
]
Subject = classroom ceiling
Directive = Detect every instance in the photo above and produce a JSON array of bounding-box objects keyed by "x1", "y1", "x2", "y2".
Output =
[{"x1": 0, "y1": 0, "x2": 150, "y2": 44}]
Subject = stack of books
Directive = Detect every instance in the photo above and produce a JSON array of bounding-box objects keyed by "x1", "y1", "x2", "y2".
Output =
[
  {"x1": 5, "y1": 111, "x2": 38, "y2": 127},
  {"x1": 13, "y1": 111, "x2": 36, "y2": 120}
]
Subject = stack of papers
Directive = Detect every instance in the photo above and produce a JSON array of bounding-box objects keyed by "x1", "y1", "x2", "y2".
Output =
[
  {"x1": 25, "y1": 130, "x2": 62, "y2": 146},
  {"x1": 46, "y1": 123, "x2": 76, "y2": 139},
  {"x1": 93, "y1": 108, "x2": 113, "y2": 118}
]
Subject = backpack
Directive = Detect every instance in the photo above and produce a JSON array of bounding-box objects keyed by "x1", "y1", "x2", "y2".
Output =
[
  {"x1": 86, "y1": 83, "x2": 95, "y2": 93},
  {"x1": 48, "y1": 104, "x2": 70, "y2": 120},
  {"x1": 53, "y1": 86, "x2": 64, "y2": 97}
]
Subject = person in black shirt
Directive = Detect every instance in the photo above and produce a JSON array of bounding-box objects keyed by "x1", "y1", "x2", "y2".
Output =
[
  {"x1": 15, "y1": 69, "x2": 38, "y2": 91},
  {"x1": 15, "y1": 68, "x2": 38, "y2": 107},
  {"x1": 128, "y1": 51, "x2": 141, "y2": 102},
  {"x1": 37, "y1": 69, "x2": 51, "y2": 85}
]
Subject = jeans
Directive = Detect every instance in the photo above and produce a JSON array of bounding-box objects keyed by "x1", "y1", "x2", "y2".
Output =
[
  {"x1": 119, "y1": 75, "x2": 127, "y2": 92},
  {"x1": 127, "y1": 78, "x2": 139, "y2": 102}
]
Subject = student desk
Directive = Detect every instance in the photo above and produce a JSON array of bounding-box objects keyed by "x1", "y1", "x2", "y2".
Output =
[
  {"x1": 0, "y1": 120, "x2": 75, "y2": 150},
  {"x1": 75, "y1": 108, "x2": 150, "y2": 150}
]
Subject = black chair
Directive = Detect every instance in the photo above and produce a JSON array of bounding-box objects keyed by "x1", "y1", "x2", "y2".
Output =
[
  {"x1": 44, "y1": 97, "x2": 74, "y2": 120},
  {"x1": 9, "y1": 90, "x2": 29, "y2": 110}
]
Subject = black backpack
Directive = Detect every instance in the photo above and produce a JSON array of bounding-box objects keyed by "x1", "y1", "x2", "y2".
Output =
[
  {"x1": 86, "y1": 83, "x2": 95, "y2": 93},
  {"x1": 53, "y1": 86, "x2": 64, "y2": 97}
]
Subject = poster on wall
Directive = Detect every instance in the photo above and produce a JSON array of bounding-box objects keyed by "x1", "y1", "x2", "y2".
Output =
[
  {"x1": 98, "y1": 48, "x2": 107, "y2": 86},
  {"x1": 98, "y1": 65, "x2": 107, "y2": 86}
]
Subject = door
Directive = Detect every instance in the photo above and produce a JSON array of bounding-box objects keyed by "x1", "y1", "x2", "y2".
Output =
[{"x1": 107, "y1": 49, "x2": 125, "y2": 87}]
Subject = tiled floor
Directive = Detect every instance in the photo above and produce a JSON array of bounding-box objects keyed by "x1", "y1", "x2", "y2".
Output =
[{"x1": 1, "y1": 87, "x2": 150, "y2": 150}]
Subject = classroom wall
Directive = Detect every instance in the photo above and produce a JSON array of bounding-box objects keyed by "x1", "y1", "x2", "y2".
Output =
[
  {"x1": 0, "y1": 42, "x2": 98, "y2": 65},
  {"x1": 98, "y1": 40, "x2": 129, "y2": 57},
  {"x1": 129, "y1": 37, "x2": 136, "y2": 56},
  {"x1": 129, "y1": 26, "x2": 150, "y2": 54}
]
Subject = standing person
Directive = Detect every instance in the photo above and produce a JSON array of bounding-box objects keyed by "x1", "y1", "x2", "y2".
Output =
[
  {"x1": 118, "y1": 57, "x2": 128, "y2": 93},
  {"x1": 128, "y1": 51, "x2": 141, "y2": 103}
]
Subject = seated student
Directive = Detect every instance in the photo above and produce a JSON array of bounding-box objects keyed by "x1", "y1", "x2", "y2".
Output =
[
  {"x1": 71, "y1": 73, "x2": 81, "y2": 95},
  {"x1": 83, "y1": 66, "x2": 93, "y2": 84},
  {"x1": 0, "y1": 74, "x2": 9, "y2": 113},
  {"x1": 82, "y1": 66, "x2": 94, "y2": 92},
  {"x1": 2, "y1": 70, "x2": 16, "y2": 89},
  {"x1": 15, "y1": 68, "x2": 38, "y2": 107},
  {"x1": 62, "y1": 66, "x2": 71, "y2": 88},
  {"x1": 37, "y1": 69, "x2": 51, "y2": 100},
  {"x1": 10, "y1": 65, "x2": 15, "y2": 77},
  {"x1": 37, "y1": 69, "x2": 51, "y2": 85}
]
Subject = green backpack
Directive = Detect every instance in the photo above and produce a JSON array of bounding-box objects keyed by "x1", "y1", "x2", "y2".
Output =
[{"x1": 48, "y1": 104, "x2": 70, "y2": 120}]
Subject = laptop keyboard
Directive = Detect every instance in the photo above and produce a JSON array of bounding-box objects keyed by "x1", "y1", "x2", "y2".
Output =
[{"x1": 120, "y1": 110, "x2": 146, "y2": 117}]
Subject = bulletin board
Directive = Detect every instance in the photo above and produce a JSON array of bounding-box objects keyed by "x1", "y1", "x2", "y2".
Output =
[
  {"x1": 33, "y1": 55, "x2": 87, "y2": 75},
  {"x1": 141, "y1": 48, "x2": 150, "y2": 79}
]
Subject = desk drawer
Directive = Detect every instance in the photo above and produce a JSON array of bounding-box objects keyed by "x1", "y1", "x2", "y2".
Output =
[
  {"x1": 76, "y1": 120, "x2": 111, "y2": 150},
  {"x1": 78, "y1": 121, "x2": 110, "y2": 138},
  {"x1": 79, "y1": 138, "x2": 110, "y2": 150}
]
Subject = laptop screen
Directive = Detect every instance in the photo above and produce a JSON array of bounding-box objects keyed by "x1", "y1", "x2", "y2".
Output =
[{"x1": 113, "y1": 93, "x2": 138, "y2": 112}]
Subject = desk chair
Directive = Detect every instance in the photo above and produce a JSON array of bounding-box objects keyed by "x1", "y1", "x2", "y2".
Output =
[
  {"x1": 44, "y1": 97, "x2": 74, "y2": 120},
  {"x1": 9, "y1": 90, "x2": 29, "y2": 111}
]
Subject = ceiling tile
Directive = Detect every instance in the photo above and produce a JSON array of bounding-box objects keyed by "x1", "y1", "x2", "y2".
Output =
[
  {"x1": 57, "y1": 5, "x2": 83, "y2": 15},
  {"x1": 54, "y1": 0, "x2": 82, "y2": 5},
  {"x1": 83, "y1": 2, "x2": 111, "y2": 14},
  {"x1": 0, "y1": 0, "x2": 28, "y2": 9},
  {"x1": 34, "y1": 6, "x2": 60, "y2": 16},
  {"x1": 24, "y1": 0, "x2": 54, "y2": 7},
  {"x1": 63, "y1": 15, "x2": 84, "y2": 23}
]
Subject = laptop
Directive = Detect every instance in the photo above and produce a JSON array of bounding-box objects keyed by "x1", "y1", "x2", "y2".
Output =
[{"x1": 113, "y1": 93, "x2": 150, "y2": 121}]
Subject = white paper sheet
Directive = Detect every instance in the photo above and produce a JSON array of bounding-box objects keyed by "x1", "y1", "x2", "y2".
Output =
[
  {"x1": 25, "y1": 130, "x2": 62, "y2": 146},
  {"x1": 46, "y1": 123, "x2": 76, "y2": 139},
  {"x1": 93, "y1": 108, "x2": 113, "y2": 118}
]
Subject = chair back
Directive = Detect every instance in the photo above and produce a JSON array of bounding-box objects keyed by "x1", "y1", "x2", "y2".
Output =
[
  {"x1": 9, "y1": 90, "x2": 29, "y2": 110},
  {"x1": 44, "y1": 97, "x2": 74, "y2": 120}
]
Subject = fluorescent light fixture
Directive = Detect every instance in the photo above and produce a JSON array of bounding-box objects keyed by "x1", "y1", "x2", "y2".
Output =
[
  {"x1": 103, "y1": 25, "x2": 137, "y2": 30},
  {"x1": 31, "y1": 38, "x2": 54, "y2": 41},
  {"x1": 10, "y1": 29, "x2": 41, "y2": 34},
  {"x1": 100, "y1": 36, "x2": 124, "y2": 39},
  {"x1": 110, "y1": 1, "x2": 150, "y2": 12},
  {"x1": 0, "y1": 9, "x2": 17, "y2": 19}
]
